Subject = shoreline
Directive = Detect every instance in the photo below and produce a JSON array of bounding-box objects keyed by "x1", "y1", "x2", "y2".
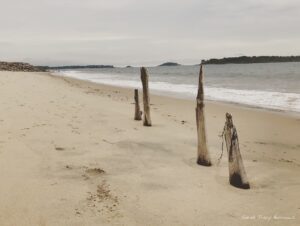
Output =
[
  {"x1": 50, "y1": 72, "x2": 300, "y2": 119},
  {"x1": 0, "y1": 71, "x2": 299, "y2": 225}
]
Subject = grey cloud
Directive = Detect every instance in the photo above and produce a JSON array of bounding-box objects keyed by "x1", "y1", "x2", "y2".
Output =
[{"x1": 0, "y1": 0, "x2": 299, "y2": 66}]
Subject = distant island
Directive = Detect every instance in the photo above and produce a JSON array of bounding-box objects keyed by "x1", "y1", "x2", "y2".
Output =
[
  {"x1": 39, "y1": 65, "x2": 114, "y2": 70},
  {"x1": 159, "y1": 62, "x2": 181, "y2": 66},
  {"x1": 202, "y1": 56, "x2": 300, "y2": 64}
]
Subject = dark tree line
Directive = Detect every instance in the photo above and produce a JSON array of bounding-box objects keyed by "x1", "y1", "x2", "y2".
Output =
[
  {"x1": 202, "y1": 56, "x2": 300, "y2": 64},
  {"x1": 38, "y1": 65, "x2": 114, "y2": 70}
]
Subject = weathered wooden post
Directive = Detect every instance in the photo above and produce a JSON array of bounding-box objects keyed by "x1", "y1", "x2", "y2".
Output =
[
  {"x1": 196, "y1": 64, "x2": 211, "y2": 166},
  {"x1": 134, "y1": 89, "x2": 142, "y2": 120},
  {"x1": 224, "y1": 113, "x2": 250, "y2": 189},
  {"x1": 140, "y1": 67, "x2": 152, "y2": 126}
]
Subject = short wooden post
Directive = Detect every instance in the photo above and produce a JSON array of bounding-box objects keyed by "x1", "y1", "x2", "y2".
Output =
[
  {"x1": 224, "y1": 113, "x2": 250, "y2": 189},
  {"x1": 140, "y1": 67, "x2": 152, "y2": 126},
  {"x1": 196, "y1": 64, "x2": 211, "y2": 166},
  {"x1": 134, "y1": 89, "x2": 142, "y2": 120}
]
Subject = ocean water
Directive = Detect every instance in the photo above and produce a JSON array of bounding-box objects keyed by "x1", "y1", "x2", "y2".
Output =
[{"x1": 54, "y1": 62, "x2": 300, "y2": 113}]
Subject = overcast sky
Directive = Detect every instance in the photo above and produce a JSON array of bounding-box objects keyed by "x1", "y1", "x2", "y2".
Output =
[{"x1": 0, "y1": 0, "x2": 299, "y2": 66}]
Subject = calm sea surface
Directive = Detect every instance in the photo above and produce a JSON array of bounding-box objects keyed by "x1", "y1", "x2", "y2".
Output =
[{"x1": 54, "y1": 62, "x2": 300, "y2": 113}]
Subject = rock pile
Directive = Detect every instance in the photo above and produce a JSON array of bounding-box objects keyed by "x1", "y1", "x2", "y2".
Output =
[{"x1": 0, "y1": 61, "x2": 44, "y2": 72}]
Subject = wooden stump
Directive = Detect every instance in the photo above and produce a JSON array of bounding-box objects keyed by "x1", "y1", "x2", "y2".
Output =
[
  {"x1": 140, "y1": 67, "x2": 152, "y2": 126},
  {"x1": 134, "y1": 89, "x2": 142, "y2": 120},
  {"x1": 224, "y1": 113, "x2": 250, "y2": 189},
  {"x1": 196, "y1": 65, "x2": 211, "y2": 166}
]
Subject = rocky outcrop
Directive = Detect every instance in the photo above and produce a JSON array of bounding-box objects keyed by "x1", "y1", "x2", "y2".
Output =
[{"x1": 0, "y1": 61, "x2": 44, "y2": 72}]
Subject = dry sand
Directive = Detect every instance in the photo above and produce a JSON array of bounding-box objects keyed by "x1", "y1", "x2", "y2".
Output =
[{"x1": 0, "y1": 71, "x2": 299, "y2": 226}]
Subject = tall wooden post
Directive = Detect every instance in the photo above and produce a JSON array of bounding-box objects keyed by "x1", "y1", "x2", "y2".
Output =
[
  {"x1": 140, "y1": 67, "x2": 152, "y2": 126},
  {"x1": 224, "y1": 113, "x2": 250, "y2": 189},
  {"x1": 196, "y1": 64, "x2": 211, "y2": 166},
  {"x1": 134, "y1": 89, "x2": 142, "y2": 120}
]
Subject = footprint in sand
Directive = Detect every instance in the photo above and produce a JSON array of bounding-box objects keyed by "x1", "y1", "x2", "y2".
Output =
[
  {"x1": 71, "y1": 167, "x2": 107, "y2": 181},
  {"x1": 55, "y1": 147, "x2": 65, "y2": 151},
  {"x1": 84, "y1": 180, "x2": 120, "y2": 216},
  {"x1": 21, "y1": 127, "x2": 30, "y2": 131},
  {"x1": 85, "y1": 168, "x2": 106, "y2": 176}
]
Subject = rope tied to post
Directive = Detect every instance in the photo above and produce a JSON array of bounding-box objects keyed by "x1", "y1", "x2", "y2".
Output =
[
  {"x1": 217, "y1": 125, "x2": 226, "y2": 165},
  {"x1": 217, "y1": 113, "x2": 234, "y2": 165}
]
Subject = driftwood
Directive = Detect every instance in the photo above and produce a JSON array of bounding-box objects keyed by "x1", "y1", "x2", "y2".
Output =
[
  {"x1": 224, "y1": 113, "x2": 250, "y2": 189},
  {"x1": 134, "y1": 89, "x2": 142, "y2": 120},
  {"x1": 140, "y1": 67, "x2": 152, "y2": 126},
  {"x1": 196, "y1": 65, "x2": 211, "y2": 166}
]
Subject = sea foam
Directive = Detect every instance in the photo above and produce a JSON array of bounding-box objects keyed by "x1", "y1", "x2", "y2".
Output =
[{"x1": 55, "y1": 69, "x2": 300, "y2": 113}]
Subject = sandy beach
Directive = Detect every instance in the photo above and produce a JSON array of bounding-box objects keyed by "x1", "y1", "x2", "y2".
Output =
[{"x1": 0, "y1": 71, "x2": 299, "y2": 226}]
